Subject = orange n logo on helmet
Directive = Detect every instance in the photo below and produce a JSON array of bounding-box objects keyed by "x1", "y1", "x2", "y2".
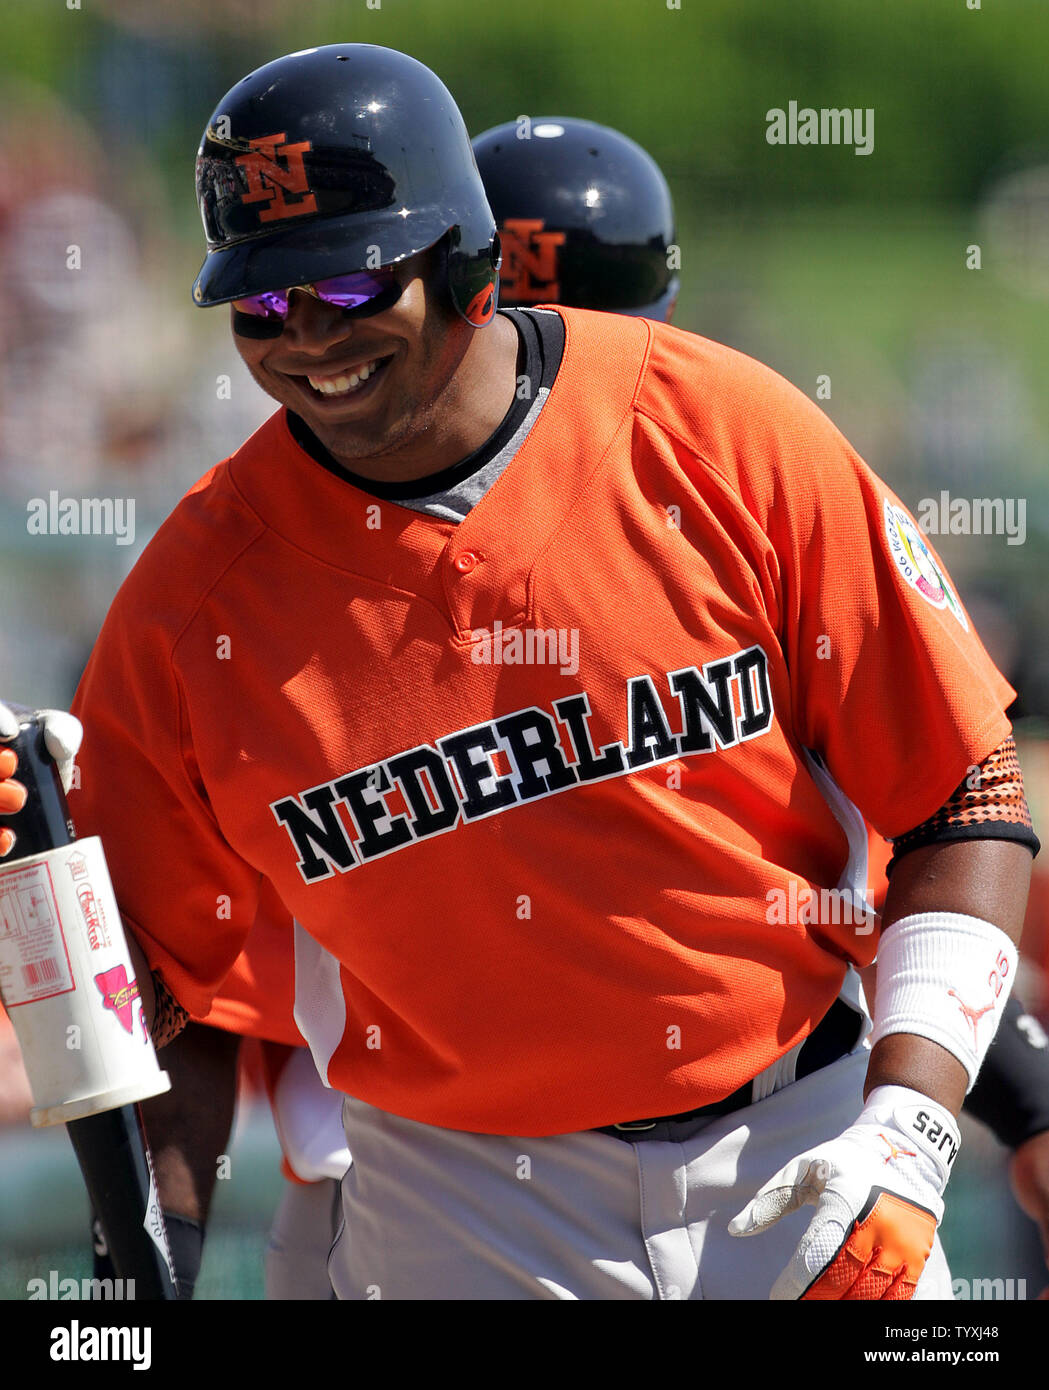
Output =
[
  {"x1": 236, "y1": 132, "x2": 319, "y2": 223},
  {"x1": 499, "y1": 219, "x2": 566, "y2": 302}
]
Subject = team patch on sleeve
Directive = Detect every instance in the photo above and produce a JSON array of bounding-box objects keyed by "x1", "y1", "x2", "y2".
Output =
[{"x1": 883, "y1": 499, "x2": 967, "y2": 631}]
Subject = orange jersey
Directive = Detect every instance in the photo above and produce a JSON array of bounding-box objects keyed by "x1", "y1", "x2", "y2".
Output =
[
  {"x1": 868, "y1": 830, "x2": 893, "y2": 913},
  {"x1": 69, "y1": 308, "x2": 1013, "y2": 1135},
  {"x1": 199, "y1": 879, "x2": 300, "y2": 1046}
]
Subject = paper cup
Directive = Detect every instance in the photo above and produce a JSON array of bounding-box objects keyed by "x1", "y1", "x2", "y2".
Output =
[{"x1": 0, "y1": 836, "x2": 170, "y2": 1125}]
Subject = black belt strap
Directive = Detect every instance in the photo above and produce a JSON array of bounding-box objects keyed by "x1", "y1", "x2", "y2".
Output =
[{"x1": 600, "y1": 997, "x2": 862, "y2": 1135}]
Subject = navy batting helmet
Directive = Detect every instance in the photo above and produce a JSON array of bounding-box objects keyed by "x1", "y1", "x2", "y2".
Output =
[
  {"x1": 192, "y1": 45, "x2": 500, "y2": 326},
  {"x1": 472, "y1": 117, "x2": 677, "y2": 321}
]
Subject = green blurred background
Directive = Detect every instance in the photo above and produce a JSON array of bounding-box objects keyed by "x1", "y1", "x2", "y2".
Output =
[{"x1": 1, "y1": 0, "x2": 1048, "y2": 1300}]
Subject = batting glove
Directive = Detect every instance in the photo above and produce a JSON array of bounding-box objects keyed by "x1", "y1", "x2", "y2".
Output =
[
  {"x1": 1, "y1": 703, "x2": 83, "y2": 856},
  {"x1": 0, "y1": 702, "x2": 82, "y2": 793},
  {"x1": 728, "y1": 1084, "x2": 959, "y2": 1300}
]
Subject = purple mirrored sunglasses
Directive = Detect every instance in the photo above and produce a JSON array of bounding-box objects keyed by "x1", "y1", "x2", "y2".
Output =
[{"x1": 232, "y1": 267, "x2": 402, "y2": 334}]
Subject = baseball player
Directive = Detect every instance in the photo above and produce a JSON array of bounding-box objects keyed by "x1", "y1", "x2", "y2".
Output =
[
  {"x1": 188, "y1": 114, "x2": 1049, "y2": 1302},
  {"x1": 165, "y1": 112, "x2": 1049, "y2": 1303},
  {"x1": 68, "y1": 45, "x2": 1037, "y2": 1300},
  {"x1": 473, "y1": 114, "x2": 1049, "y2": 1292}
]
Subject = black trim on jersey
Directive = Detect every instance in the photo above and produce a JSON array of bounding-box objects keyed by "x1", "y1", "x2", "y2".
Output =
[
  {"x1": 285, "y1": 308, "x2": 566, "y2": 502},
  {"x1": 964, "y1": 994, "x2": 1049, "y2": 1148},
  {"x1": 887, "y1": 820, "x2": 1040, "y2": 876}
]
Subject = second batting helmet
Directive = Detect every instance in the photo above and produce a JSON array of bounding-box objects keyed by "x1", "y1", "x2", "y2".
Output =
[
  {"x1": 472, "y1": 117, "x2": 678, "y2": 320},
  {"x1": 192, "y1": 44, "x2": 500, "y2": 326}
]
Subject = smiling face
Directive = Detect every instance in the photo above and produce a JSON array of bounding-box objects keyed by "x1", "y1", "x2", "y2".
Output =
[{"x1": 231, "y1": 244, "x2": 505, "y2": 483}]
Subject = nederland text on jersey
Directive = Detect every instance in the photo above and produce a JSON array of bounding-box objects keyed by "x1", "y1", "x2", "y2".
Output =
[{"x1": 271, "y1": 645, "x2": 773, "y2": 883}]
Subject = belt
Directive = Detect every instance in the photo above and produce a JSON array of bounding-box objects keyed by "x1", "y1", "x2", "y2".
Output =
[{"x1": 597, "y1": 997, "x2": 861, "y2": 1139}]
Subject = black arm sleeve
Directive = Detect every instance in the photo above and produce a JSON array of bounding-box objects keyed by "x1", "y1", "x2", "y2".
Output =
[
  {"x1": 888, "y1": 734, "x2": 1039, "y2": 873},
  {"x1": 963, "y1": 994, "x2": 1049, "y2": 1148}
]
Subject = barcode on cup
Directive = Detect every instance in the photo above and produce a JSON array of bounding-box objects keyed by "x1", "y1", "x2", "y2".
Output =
[
  {"x1": 22, "y1": 958, "x2": 62, "y2": 989},
  {"x1": 0, "y1": 858, "x2": 74, "y2": 1005}
]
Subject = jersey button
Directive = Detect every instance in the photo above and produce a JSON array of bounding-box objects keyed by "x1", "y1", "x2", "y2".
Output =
[{"x1": 454, "y1": 551, "x2": 480, "y2": 573}]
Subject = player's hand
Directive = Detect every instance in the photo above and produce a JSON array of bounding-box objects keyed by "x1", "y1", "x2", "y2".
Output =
[
  {"x1": 0, "y1": 1014, "x2": 34, "y2": 1125},
  {"x1": 728, "y1": 1085, "x2": 959, "y2": 1299},
  {"x1": 1009, "y1": 1128, "x2": 1049, "y2": 1299},
  {"x1": 0, "y1": 702, "x2": 83, "y2": 855},
  {"x1": 0, "y1": 703, "x2": 27, "y2": 855}
]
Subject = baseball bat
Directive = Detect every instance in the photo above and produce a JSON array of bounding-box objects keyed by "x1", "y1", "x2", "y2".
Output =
[{"x1": 0, "y1": 706, "x2": 179, "y2": 1299}]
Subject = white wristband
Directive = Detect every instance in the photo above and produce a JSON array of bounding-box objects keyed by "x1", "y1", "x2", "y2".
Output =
[{"x1": 870, "y1": 912, "x2": 1018, "y2": 1090}]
